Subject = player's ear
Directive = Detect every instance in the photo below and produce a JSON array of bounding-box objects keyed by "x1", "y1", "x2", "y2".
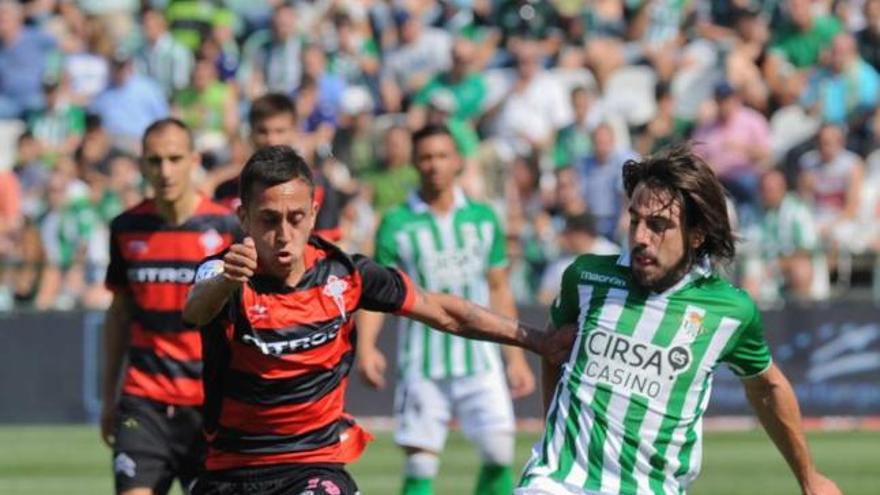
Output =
[
  {"x1": 689, "y1": 228, "x2": 705, "y2": 251},
  {"x1": 236, "y1": 203, "x2": 248, "y2": 232}
]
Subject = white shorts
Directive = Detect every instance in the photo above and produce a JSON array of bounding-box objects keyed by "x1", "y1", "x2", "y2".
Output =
[
  {"x1": 515, "y1": 475, "x2": 610, "y2": 495},
  {"x1": 393, "y1": 371, "x2": 515, "y2": 453}
]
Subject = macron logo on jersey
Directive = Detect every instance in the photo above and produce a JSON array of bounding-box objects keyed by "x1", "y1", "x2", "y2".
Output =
[{"x1": 580, "y1": 271, "x2": 627, "y2": 288}]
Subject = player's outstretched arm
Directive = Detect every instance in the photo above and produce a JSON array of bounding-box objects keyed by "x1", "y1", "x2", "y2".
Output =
[
  {"x1": 183, "y1": 237, "x2": 257, "y2": 326},
  {"x1": 742, "y1": 363, "x2": 842, "y2": 495},
  {"x1": 400, "y1": 289, "x2": 574, "y2": 364}
]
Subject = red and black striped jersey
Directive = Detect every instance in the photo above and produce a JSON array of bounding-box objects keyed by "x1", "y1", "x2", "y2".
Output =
[
  {"x1": 198, "y1": 236, "x2": 416, "y2": 471},
  {"x1": 105, "y1": 197, "x2": 240, "y2": 406}
]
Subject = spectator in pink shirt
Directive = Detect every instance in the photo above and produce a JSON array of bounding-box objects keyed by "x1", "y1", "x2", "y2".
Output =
[{"x1": 693, "y1": 81, "x2": 771, "y2": 212}]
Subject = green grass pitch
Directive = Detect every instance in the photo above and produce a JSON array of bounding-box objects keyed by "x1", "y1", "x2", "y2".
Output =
[{"x1": 0, "y1": 426, "x2": 876, "y2": 494}]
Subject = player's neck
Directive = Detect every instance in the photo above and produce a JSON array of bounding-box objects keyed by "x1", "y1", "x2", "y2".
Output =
[
  {"x1": 282, "y1": 258, "x2": 307, "y2": 287},
  {"x1": 420, "y1": 187, "x2": 455, "y2": 215},
  {"x1": 156, "y1": 190, "x2": 200, "y2": 226}
]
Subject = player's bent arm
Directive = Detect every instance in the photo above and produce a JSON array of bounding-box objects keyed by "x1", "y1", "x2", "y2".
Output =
[
  {"x1": 400, "y1": 289, "x2": 571, "y2": 363},
  {"x1": 742, "y1": 363, "x2": 841, "y2": 495},
  {"x1": 183, "y1": 275, "x2": 239, "y2": 326},
  {"x1": 102, "y1": 292, "x2": 135, "y2": 406}
]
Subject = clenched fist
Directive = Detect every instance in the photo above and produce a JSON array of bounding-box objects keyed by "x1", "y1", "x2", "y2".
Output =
[{"x1": 222, "y1": 237, "x2": 258, "y2": 283}]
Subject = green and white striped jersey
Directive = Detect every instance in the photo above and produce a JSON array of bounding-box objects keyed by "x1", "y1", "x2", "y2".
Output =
[
  {"x1": 374, "y1": 188, "x2": 506, "y2": 380},
  {"x1": 520, "y1": 253, "x2": 772, "y2": 495}
]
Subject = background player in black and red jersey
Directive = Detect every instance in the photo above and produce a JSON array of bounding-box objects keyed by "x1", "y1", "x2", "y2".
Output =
[
  {"x1": 182, "y1": 146, "x2": 572, "y2": 495},
  {"x1": 211, "y1": 93, "x2": 345, "y2": 242},
  {"x1": 101, "y1": 119, "x2": 240, "y2": 495}
]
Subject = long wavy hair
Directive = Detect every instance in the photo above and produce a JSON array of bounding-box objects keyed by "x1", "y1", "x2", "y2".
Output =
[{"x1": 622, "y1": 144, "x2": 736, "y2": 266}]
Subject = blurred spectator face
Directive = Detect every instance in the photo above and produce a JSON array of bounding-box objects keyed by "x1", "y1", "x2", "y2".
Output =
[
  {"x1": 515, "y1": 42, "x2": 542, "y2": 80},
  {"x1": 110, "y1": 58, "x2": 133, "y2": 85},
  {"x1": 397, "y1": 12, "x2": 420, "y2": 44},
  {"x1": 302, "y1": 46, "x2": 327, "y2": 80},
  {"x1": 818, "y1": 125, "x2": 844, "y2": 162},
  {"x1": 592, "y1": 124, "x2": 615, "y2": 161},
  {"x1": 555, "y1": 167, "x2": 585, "y2": 213},
  {"x1": 414, "y1": 133, "x2": 461, "y2": 195},
  {"x1": 385, "y1": 126, "x2": 412, "y2": 166},
  {"x1": 511, "y1": 155, "x2": 539, "y2": 194},
  {"x1": 17, "y1": 133, "x2": 41, "y2": 164},
  {"x1": 717, "y1": 94, "x2": 740, "y2": 121},
  {"x1": 251, "y1": 113, "x2": 297, "y2": 149},
  {"x1": 868, "y1": 0, "x2": 880, "y2": 27},
  {"x1": 829, "y1": 34, "x2": 856, "y2": 72},
  {"x1": 0, "y1": 2, "x2": 22, "y2": 40},
  {"x1": 192, "y1": 58, "x2": 216, "y2": 90},
  {"x1": 46, "y1": 172, "x2": 69, "y2": 210},
  {"x1": 108, "y1": 156, "x2": 140, "y2": 192},
  {"x1": 272, "y1": 6, "x2": 297, "y2": 39},
  {"x1": 788, "y1": 0, "x2": 813, "y2": 30},
  {"x1": 142, "y1": 10, "x2": 166, "y2": 44},
  {"x1": 572, "y1": 88, "x2": 590, "y2": 120},
  {"x1": 140, "y1": 125, "x2": 198, "y2": 204},
  {"x1": 451, "y1": 38, "x2": 475, "y2": 74},
  {"x1": 735, "y1": 11, "x2": 768, "y2": 44},
  {"x1": 759, "y1": 170, "x2": 787, "y2": 209}
]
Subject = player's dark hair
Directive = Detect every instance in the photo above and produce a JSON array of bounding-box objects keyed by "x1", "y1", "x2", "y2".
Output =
[
  {"x1": 141, "y1": 118, "x2": 193, "y2": 152},
  {"x1": 240, "y1": 145, "x2": 314, "y2": 207},
  {"x1": 622, "y1": 144, "x2": 736, "y2": 265},
  {"x1": 412, "y1": 123, "x2": 454, "y2": 149},
  {"x1": 248, "y1": 93, "x2": 297, "y2": 129}
]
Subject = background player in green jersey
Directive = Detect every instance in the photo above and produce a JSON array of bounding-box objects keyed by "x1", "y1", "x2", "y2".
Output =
[
  {"x1": 518, "y1": 146, "x2": 841, "y2": 495},
  {"x1": 357, "y1": 124, "x2": 536, "y2": 495}
]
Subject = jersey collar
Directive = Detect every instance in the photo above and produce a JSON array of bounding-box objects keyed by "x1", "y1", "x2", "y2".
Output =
[{"x1": 407, "y1": 187, "x2": 468, "y2": 215}]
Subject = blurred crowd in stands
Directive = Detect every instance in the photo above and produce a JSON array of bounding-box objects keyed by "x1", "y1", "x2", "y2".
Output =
[{"x1": 2, "y1": 0, "x2": 880, "y2": 312}]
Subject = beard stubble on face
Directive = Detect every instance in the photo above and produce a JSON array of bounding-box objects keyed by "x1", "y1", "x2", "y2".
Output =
[{"x1": 630, "y1": 243, "x2": 695, "y2": 293}]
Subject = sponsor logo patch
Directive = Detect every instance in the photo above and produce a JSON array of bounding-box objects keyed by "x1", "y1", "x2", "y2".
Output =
[{"x1": 114, "y1": 453, "x2": 136, "y2": 478}]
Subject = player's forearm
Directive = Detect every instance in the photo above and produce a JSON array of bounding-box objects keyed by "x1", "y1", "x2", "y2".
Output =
[
  {"x1": 183, "y1": 276, "x2": 239, "y2": 326},
  {"x1": 490, "y1": 282, "x2": 528, "y2": 364},
  {"x1": 355, "y1": 310, "x2": 385, "y2": 352},
  {"x1": 744, "y1": 364, "x2": 816, "y2": 484},
  {"x1": 423, "y1": 292, "x2": 545, "y2": 355},
  {"x1": 542, "y1": 358, "x2": 562, "y2": 416},
  {"x1": 102, "y1": 296, "x2": 132, "y2": 404}
]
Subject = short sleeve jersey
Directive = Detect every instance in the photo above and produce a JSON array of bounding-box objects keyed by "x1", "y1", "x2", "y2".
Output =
[
  {"x1": 521, "y1": 254, "x2": 772, "y2": 494},
  {"x1": 197, "y1": 236, "x2": 416, "y2": 471},
  {"x1": 374, "y1": 189, "x2": 506, "y2": 380},
  {"x1": 105, "y1": 197, "x2": 240, "y2": 406}
]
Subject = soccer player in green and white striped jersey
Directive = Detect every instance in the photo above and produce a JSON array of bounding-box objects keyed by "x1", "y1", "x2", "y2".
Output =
[
  {"x1": 517, "y1": 147, "x2": 841, "y2": 495},
  {"x1": 357, "y1": 124, "x2": 536, "y2": 495}
]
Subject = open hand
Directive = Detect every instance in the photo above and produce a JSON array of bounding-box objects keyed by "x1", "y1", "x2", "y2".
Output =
[
  {"x1": 357, "y1": 347, "x2": 387, "y2": 390},
  {"x1": 506, "y1": 358, "x2": 536, "y2": 399},
  {"x1": 801, "y1": 472, "x2": 842, "y2": 495},
  {"x1": 100, "y1": 401, "x2": 116, "y2": 447}
]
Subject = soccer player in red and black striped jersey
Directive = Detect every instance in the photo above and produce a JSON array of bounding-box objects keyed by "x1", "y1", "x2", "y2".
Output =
[
  {"x1": 101, "y1": 119, "x2": 240, "y2": 495},
  {"x1": 182, "y1": 146, "x2": 573, "y2": 495}
]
